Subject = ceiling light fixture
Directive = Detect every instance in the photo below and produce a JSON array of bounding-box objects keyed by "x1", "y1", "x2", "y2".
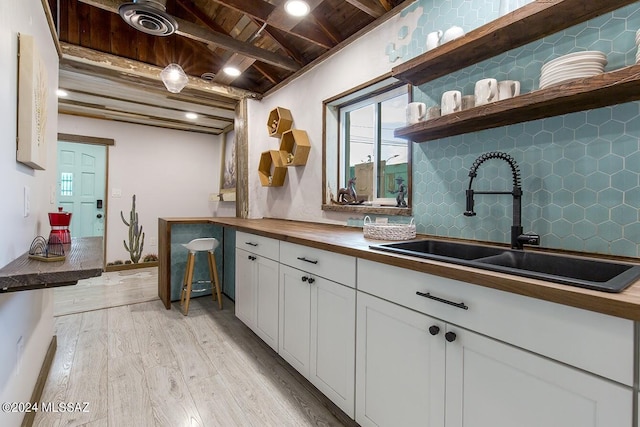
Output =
[
  {"x1": 284, "y1": 0, "x2": 310, "y2": 17},
  {"x1": 185, "y1": 112, "x2": 198, "y2": 120},
  {"x1": 56, "y1": 89, "x2": 69, "y2": 97},
  {"x1": 223, "y1": 66, "x2": 242, "y2": 77},
  {"x1": 160, "y1": 63, "x2": 188, "y2": 93}
]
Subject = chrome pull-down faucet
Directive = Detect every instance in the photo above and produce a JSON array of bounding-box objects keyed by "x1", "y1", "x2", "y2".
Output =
[{"x1": 464, "y1": 151, "x2": 540, "y2": 250}]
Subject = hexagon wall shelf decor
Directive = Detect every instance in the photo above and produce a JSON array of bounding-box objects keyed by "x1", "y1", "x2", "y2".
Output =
[{"x1": 279, "y1": 129, "x2": 311, "y2": 166}]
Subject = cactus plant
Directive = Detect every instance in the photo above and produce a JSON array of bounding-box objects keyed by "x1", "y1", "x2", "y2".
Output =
[{"x1": 121, "y1": 194, "x2": 145, "y2": 263}]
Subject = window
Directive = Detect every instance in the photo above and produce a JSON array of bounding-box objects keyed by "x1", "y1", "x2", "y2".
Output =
[
  {"x1": 323, "y1": 78, "x2": 411, "y2": 214},
  {"x1": 60, "y1": 172, "x2": 73, "y2": 196}
]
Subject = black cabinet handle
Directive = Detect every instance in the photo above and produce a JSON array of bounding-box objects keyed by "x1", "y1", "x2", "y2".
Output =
[
  {"x1": 416, "y1": 291, "x2": 468, "y2": 310},
  {"x1": 445, "y1": 331, "x2": 457, "y2": 342},
  {"x1": 297, "y1": 256, "x2": 318, "y2": 265},
  {"x1": 247, "y1": 255, "x2": 256, "y2": 261},
  {"x1": 308, "y1": 277, "x2": 315, "y2": 284},
  {"x1": 245, "y1": 242, "x2": 258, "y2": 247},
  {"x1": 428, "y1": 325, "x2": 440, "y2": 336},
  {"x1": 302, "y1": 276, "x2": 308, "y2": 282}
]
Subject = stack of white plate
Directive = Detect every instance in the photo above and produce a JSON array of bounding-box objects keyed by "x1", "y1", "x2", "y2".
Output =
[
  {"x1": 635, "y1": 29, "x2": 640, "y2": 63},
  {"x1": 539, "y1": 51, "x2": 607, "y2": 89}
]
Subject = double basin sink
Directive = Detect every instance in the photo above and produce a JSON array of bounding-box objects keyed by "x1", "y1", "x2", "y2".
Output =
[{"x1": 371, "y1": 239, "x2": 640, "y2": 293}]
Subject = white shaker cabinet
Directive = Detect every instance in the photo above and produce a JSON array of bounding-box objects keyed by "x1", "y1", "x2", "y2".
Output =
[
  {"x1": 357, "y1": 291, "x2": 632, "y2": 427},
  {"x1": 279, "y1": 242, "x2": 357, "y2": 417},
  {"x1": 357, "y1": 258, "x2": 633, "y2": 427},
  {"x1": 235, "y1": 232, "x2": 280, "y2": 351},
  {"x1": 445, "y1": 324, "x2": 632, "y2": 427},
  {"x1": 356, "y1": 291, "x2": 445, "y2": 427}
]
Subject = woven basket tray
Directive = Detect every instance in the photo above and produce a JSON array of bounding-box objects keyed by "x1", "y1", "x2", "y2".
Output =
[{"x1": 363, "y1": 216, "x2": 416, "y2": 241}]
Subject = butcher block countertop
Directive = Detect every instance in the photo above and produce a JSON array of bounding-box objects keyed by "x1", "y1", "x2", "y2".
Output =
[{"x1": 160, "y1": 217, "x2": 640, "y2": 321}]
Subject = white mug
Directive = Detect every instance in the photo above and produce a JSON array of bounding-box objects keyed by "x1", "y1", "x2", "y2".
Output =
[
  {"x1": 426, "y1": 30, "x2": 443, "y2": 51},
  {"x1": 441, "y1": 90, "x2": 461, "y2": 115},
  {"x1": 406, "y1": 102, "x2": 426, "y2": 124},
  {"x1": 498, "y1": 80, "x2": 521, "y2": 100},
  {"x1": 441, "y1": 26, "x2": 465, "y2": 44},
  {"x1": 475, "y1": 78, "x2": 499, "y2": 105}
]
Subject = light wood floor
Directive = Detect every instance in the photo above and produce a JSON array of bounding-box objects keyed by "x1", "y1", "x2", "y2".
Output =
[
  {"x1": 53, "y1": 267, "x2": 158, "y2": 317},
  {"x1": 35, "y1": 295, "x2": 351, "y2": 427}
]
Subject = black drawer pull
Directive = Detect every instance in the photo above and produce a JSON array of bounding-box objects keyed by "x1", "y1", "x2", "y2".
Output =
[
  {"x1": 248, "y1": 255, "x2": 256, "y2": 261},
  {"x1": 245, "y1": 242, "x2": 258, "y2": 247},
  {"x1": 297, "y1": 256, "x2": 318, "y2": 264},
  {"x1": 416, "y1": 291, "x2": 468, "y2": 310}
]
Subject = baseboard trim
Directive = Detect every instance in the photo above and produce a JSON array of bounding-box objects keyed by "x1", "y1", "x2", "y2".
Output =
[
  {"x1": 105, "y1": 261, "x2": 158, "y2": 272},
  {"x1": 21, "y1": 335, "x2": 57, "y2": 427}
]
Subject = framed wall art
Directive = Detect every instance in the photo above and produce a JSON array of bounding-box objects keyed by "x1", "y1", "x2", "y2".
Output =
[
  {"x1": 219, "y1": 128, "x2": 236, "y2": 201},
  {"x1": 17, "y1": 33, "x2": 48, "y2": 170}
]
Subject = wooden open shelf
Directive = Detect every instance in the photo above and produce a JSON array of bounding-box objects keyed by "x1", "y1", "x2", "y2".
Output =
[
  {"x1": 392, "y1": 0, "x2": 637, "y2": 87},
  {"x1": 394, "y1": 64, "x2": 640, "y2": 143}
]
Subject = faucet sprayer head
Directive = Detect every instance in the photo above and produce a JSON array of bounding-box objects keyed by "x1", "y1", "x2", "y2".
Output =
[{"x1": 464, "y1": 189, "x2": 476, "y2": 216}]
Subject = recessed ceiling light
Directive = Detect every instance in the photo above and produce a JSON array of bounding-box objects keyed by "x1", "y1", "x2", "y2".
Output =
[
  {"x1": 223, "y1": 66, "x2": 241, "y2": 77},
  {"x1": 185, "y1": 112, "x2": 198, "y2": 120},
  {"x1": 56, "y1": 89, "x2": 68, "y2": 97},
  {"x1": 285, "y1": 0, "x2": 310, "y2": 17}
]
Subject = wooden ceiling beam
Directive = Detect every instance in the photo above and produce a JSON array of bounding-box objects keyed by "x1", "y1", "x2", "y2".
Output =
[
  {"x1": 311, "y1": 10, "x2": 342, "y2": 46},
  {"x1": 175, "y1": 0, "x2": 269, "y2": 84},
  {"x1": 211, "y1": 0, "x2": 336, "y2": 49},
  {"x1": 77, "y1": 0, "x2": 300, "y2": 71},
  {"x1": 60, "y1": 42, "x2": 259, "y2": 100},
  {"x1": 344, "y1": 0, "x2": 389, "y2": 18}
]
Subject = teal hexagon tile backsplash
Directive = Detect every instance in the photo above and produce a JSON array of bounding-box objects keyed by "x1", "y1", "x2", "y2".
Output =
[{"x1": 403, "y1": 1, "x2": 640, "y2": 257}]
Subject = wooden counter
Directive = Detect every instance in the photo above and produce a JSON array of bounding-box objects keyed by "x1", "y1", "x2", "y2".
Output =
[
  {"x1": 159, "y1": 218, "x2": 640, "y2": 321},
  {"x1": 0, "y1": 237, "x2": 104, "y2": 292}
]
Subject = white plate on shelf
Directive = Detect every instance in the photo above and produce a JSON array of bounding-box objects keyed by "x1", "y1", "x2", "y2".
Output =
[
  {"x1": 541, "y1": 51, "x2": 607, "y2": 73},
  {"x1": 539, "y1": 72, "x2": 603, "y2": 89},
  {"x1": 541, "y1": 66, "x2": 604, "y2": 82},
  {"x1": 542, "y1": 63, "x2": 604, "y2": 75}
]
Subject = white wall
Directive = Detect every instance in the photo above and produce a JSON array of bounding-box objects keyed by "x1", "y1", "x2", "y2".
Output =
[
  {"x1": 58, "y1": 115, "x2": 234, "y2": 263},
  {"x1": 247, "y1": 11, "x2": 408, "y2": 221},
  {"x1": 0, "y1": 0, "x2": 59, "y2": 425}
]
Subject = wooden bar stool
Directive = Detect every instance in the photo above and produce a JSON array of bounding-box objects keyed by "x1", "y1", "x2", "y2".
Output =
[{"x1": 180, "y1": 238, "x2": 222, "y2": 315}]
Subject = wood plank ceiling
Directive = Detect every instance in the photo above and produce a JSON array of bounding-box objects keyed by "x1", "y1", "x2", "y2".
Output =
[{"x1": 49, "y1": 0, "x2": 405, "y2": 134}]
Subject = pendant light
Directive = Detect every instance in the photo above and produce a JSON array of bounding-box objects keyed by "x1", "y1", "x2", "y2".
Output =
[{"x1": 160, "y1": 63, "x2": 188, "y2": 93}]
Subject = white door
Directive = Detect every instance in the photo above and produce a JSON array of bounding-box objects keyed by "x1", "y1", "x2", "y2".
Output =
[
  {"x1": 57, "y1": 141, "x2": 106, "y2": 238},
  {"x1": 235, "y1": 248, "x2": 257, "y2": 329},
  {"x1": 310, "y1": 277, "x2": 356, "y2": 417},
  {"x1": 356, "y1": 292, "x2": 446, "y2": 427},
  {"x1": 279, "y1": 264, "x2": 311, "y2": 376},
  {"x1": 254, "y1": 256, "x2": 279, "y2": 351},
  {"x1": 445, "y1": 326, "x2": 633, "y2": 427}
]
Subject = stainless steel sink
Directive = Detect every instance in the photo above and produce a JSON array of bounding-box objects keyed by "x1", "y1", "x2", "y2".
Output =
[{"x1": 371, "y1": 239, "x2": 640, "y2": 293}]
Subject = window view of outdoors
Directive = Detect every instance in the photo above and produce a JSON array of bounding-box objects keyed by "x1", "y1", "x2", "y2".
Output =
[{"x1": 342, "y1": 88, "x2": 408, "y2": 203}]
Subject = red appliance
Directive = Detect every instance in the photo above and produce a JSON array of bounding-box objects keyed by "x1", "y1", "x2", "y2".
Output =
[{"x1": 48, "y1": 207, "x2": 72, "y2": 244}]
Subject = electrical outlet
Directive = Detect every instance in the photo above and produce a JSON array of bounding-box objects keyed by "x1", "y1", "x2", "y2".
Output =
[
  {"x1": 149, "y1": 237, "x2": 157, "y2": 246},
  {"x1": 112, "y1": 188, "x2": 122, "y2": 198}
]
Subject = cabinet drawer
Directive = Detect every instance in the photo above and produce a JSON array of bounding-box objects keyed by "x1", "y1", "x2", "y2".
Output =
[
  {"x1": 280, "y1": 241, "x2": 356, "y2": 288},
  {"x1": 236, "y1": 231, "x2": 280, "y2": 261},
  {"x1": 357, "y1": 258, "x2": 634, "y2": 386}
]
